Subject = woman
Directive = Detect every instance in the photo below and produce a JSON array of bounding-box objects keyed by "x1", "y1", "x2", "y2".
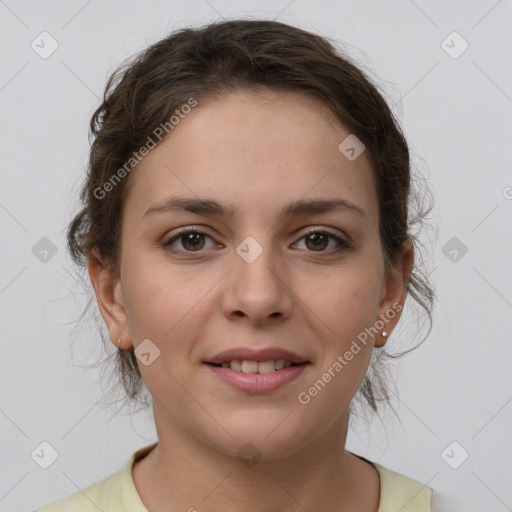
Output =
[{"x1": 37, "y1": 19, "x2": 434, "y2": 511}]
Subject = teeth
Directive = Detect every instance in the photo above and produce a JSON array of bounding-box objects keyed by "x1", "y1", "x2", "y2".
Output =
[
  {"x1": 230, "y1": 360, "x2": 242, "y2": 371},
  {"x1": 258, "y1": 361, "x2": 276, "y2": 374},
  {"x1": 241, "y1": 360, "x2": 258, "y2": 373},
  {"x1": 223, "y1": 359, "x2": 296, "y2": 373}
]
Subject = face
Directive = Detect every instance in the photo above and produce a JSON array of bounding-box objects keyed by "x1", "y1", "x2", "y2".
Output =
[{"x1": 91, "y1": 89, "x2": 411, "y2": 460}]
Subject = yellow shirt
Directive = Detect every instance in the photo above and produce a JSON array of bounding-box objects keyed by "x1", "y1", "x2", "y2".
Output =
[{"x1": 36, "y1": 443, "x2": 433, "y2": 511}]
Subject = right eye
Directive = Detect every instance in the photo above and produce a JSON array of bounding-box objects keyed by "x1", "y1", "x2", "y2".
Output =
[{"x1": 162, "y1": 229, "x2": 217, "y2": 253}]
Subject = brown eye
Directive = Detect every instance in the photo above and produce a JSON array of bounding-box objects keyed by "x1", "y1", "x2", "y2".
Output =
[
  {"x1": 163, "y1": 230, "x2": 214, "y2": 253},
  {"x1": 304, "y1": 232, "x2": 329, "y2": 251},
  {"x1": 294, "y1": 230, "x2": 351, "y2": 253}
]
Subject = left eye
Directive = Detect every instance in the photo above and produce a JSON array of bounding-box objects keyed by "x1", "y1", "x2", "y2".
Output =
[
  {"x1": 162, "y1": 229, "x2": 350, "y2": 254},
  {"x1": 293, "y1": 231, "x2": 350, "y2": 252}
]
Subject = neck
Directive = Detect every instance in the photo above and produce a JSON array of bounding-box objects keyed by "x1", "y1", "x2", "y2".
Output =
[{"x1": 132, "y1": 405, "x2": 380, "y2": 512}]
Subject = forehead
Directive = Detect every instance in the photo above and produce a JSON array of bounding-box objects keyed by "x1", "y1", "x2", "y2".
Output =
[{"x1": 123, "y1": 89, "x2": 379, "y2": 225}]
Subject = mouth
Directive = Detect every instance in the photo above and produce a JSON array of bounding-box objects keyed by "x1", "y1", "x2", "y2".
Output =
[
  {"x1": 203, "y1": 347, "x2": 311, "y2": 393},
  {"x1": 205, "y1": 359, "x2": 305, "y2": 373}
]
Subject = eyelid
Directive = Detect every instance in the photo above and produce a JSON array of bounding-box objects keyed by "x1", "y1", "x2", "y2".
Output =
[
  {"x1": 298, "y1": 225, "x2": 350, "y2": 242},
  {"x1": 293, "y1": 226, "x2": 352, "y2": 250},
  {"x1": 163, "y1": 226, "x2": 218, "y2": 249},
  {"x1": 162, "y1": 225, "x2": 352, "y2": 253}
]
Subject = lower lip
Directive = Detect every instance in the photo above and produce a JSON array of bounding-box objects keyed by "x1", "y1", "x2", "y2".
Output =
[{"x1": 204, "y1": 363, "x2": 309, "y2": 393}]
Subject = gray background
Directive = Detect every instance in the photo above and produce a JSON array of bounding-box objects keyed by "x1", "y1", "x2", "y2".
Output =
[{"x1": 1, "y1": 1, "x2": 511, "y2": 511}]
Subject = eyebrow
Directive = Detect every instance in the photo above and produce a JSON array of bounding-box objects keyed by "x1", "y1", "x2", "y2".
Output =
[{"x1": 143, "y1": 196, "x2": 368, "y2": 226}]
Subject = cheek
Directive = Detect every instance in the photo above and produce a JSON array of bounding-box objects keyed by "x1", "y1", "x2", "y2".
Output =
[
  {"x1": 294, "y1": 264, "x2": 382, "y2": 410},
  {"x1": 122, "y1": 258, "x2": 217, "y2": 349},
  {"x1": 295, "y1": 269, "x2": 380, "y2": 415},
  {"x1": 122, "y1": 266, "x2": 210, "y2": 397},
  {"x1": 302, "y1": 264, "x2": 382, "y2": 346},
  {"x1": 123, "y1": 270, "x2": 178, "y2": 341}
]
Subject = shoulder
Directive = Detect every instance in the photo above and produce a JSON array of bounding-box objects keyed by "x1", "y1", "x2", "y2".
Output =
[
  {"x1": 34, "y1": 443, "x2": 157, "y2": 512},
  {"x1": 372, "y1": 461, "x2": 433, "y2": 512},
  {"x1": 35, "y1": 471, "x2": 118, "y2": 512}
]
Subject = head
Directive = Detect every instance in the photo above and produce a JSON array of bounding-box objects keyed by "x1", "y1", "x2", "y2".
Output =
[{"x1": 68, "y1": 19, "x2": 433, "y2": 455}]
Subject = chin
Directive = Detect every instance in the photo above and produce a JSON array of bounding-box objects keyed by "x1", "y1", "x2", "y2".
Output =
[{"x1": 201, "y1": 412, "x2": 315, "y2": 463}]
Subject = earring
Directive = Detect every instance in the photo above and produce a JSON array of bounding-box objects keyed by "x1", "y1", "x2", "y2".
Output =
[
  {"x1": 382, "y1": 331, "x2": 388, "y2": 338},
  {"x1": 117, "y1": 338, "x2": 121, "y2": 350}
]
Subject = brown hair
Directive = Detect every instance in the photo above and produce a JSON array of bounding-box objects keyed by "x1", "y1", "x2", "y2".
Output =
[{"x1": 67, "y1": 19, "x2": 434, "y2": 418}]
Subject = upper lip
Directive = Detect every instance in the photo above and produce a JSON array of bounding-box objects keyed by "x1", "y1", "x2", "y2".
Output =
[{"x1": 205, "y1": 347, "x2": 309, "y2": 365}]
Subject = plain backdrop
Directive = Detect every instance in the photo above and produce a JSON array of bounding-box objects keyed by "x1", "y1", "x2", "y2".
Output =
[{"x1": 1, "y1": 1, "x2": 511, "y2": 511}]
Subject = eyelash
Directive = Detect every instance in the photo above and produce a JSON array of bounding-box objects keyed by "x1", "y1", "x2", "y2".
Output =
[{"x1": 161, "y1": 227, "x2": 352, "y2": 256}]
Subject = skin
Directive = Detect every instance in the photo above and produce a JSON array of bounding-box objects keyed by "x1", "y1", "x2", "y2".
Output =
[{"x1": 89, "y1": 88, "x2": 413, "y2": 511}]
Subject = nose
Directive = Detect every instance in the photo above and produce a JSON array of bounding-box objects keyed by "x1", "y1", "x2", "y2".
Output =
[{"x1": 221, "y1": 239, "x2": 293, "y2": 326}]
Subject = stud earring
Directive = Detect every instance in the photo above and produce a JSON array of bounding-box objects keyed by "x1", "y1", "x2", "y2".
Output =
[{"x1": 382, "y1": 331, "x2": 388, "y2": 338}]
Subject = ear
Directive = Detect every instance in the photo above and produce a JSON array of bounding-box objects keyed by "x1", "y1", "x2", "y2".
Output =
[
  {"x1": 88, "y1": 249, "x2": 131, "y2": 350},
  {"x1": 374, "y1": 239, "x2": 414, "y2": 348}
]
